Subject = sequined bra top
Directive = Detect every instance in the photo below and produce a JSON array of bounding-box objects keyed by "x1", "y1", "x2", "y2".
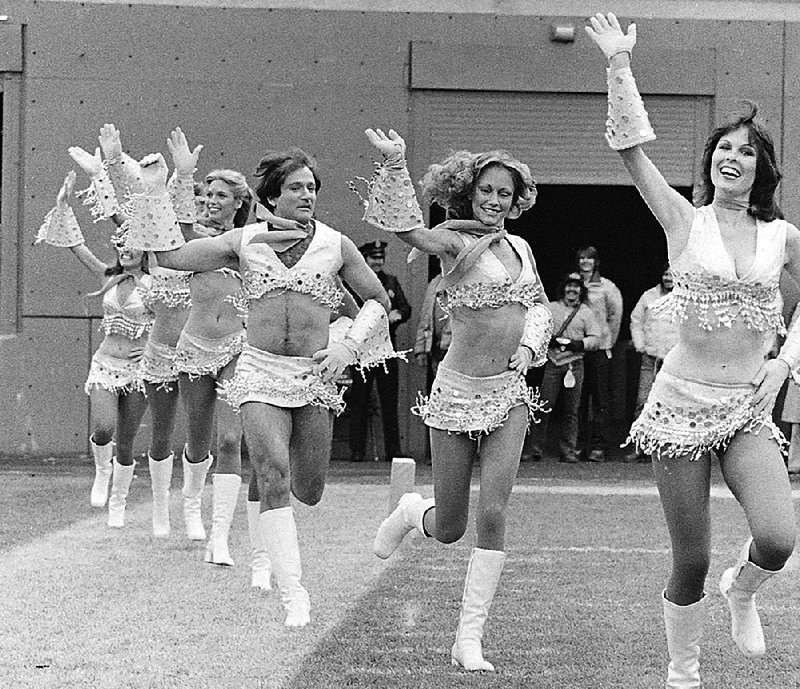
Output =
[
  {"x1": 142, "y1": 265, "x2": 191, "y2": 309},
  {"x1": 437, "y1": 233, "x2": 542, "y2": 315},
  {"x1": 651, "y1": 205, "x2": 787, "y2": 333},
  {"x1": 235, "y1": 220, "x2": 344, "y2": 311},
  {"x1": 101, "y1": 275, "x2": 154, "y2": 339}
]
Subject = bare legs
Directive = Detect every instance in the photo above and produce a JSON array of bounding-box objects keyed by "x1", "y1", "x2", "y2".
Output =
[
  {"x1": 654, "y1": 428, "x2": 795, "y2": 684},
  {"x1": 240, "y1": 401, "x2": 334, "y2": 627}
]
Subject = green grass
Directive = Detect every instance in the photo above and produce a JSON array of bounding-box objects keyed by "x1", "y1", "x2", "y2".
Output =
[{"x1": 1, "y1": 458, "x2": 799, "y2": 688}]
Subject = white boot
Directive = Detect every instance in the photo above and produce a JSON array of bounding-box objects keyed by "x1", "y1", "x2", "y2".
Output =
[
  {"x1": 181, "y1": 447, "x2": 213, "y2": 541},
  {"x1": 373, "y1": 492, "x2": 435, "y2": 559},
  {"x1": 107, "y1": 459, "x2": 135, "y2": 528},
  {"x1": 451, "y1": 548, "x2": 506, "y2": 672},
  {"x1": 260, "y1": 507, "x2": 310, "y2": 627},
  {"x1": 247, "y1": 500, "x2": 272, "y2": 590},
  {"x1": 149, "y1": 453, "x2": 173, "y2": 538},
  {"x1": 662, "y1": 591, "x2": 704, "y2": 688},
  {"x1": 90, "y1": 437, "x2": 114, "y2": 507},
  {"x1": 204, "y1": 473, "x2": 242, "y2": 566},
  {"x1": 719, "y1": 539, "x2": 779, "y2": 658}
]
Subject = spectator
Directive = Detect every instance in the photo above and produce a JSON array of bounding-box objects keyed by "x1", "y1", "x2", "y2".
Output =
[
  {"x1": 522, "y1": 272, "x2": 601, "y2": 462},
  {"x1": 576, "y1": 245, "x2": 623, "y2": 461},
  {"x1": 347, "y1": 240, "x2": 412, "y2": 461},
  {"x1": 624, "y1": 263, "x2": 678, "y2": 461}
]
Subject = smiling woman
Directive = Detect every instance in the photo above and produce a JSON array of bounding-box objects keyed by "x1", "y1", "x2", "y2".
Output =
[
  {"x1": 362, "y1": 129, "x2": 552, "y2": 673},
  {"x1": 587, "y1": 12, "x2": 800, "y2": 687}
]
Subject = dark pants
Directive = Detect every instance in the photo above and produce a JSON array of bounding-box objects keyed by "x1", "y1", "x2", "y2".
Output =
[
  {"x1": 580, "y1": 349, "x2": 610, "y2": 450},
  {"x1": 348, "y1": 358, "x2": 401, "y2": 460},
  {"x1": 525, "y1": 359, "x2": 584, "y2": 458}
]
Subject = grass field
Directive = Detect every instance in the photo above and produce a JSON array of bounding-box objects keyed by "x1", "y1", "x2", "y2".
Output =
[{"x1": 1, "y1": 457, "x2": 799, "y2": 688}]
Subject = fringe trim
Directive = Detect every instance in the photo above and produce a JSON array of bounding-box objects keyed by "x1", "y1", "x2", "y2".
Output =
[
  {"x1": 412, "y1": 376, "x2": 547, "y2": 438},
  {"x1": 217, "y1": 374, "x2": 346, "y2": 415}
]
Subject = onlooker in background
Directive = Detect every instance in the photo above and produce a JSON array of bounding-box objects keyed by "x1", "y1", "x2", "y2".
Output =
[
  {"x1": 348, "y1": 240, "x2": 412, "y2": 461},
  {"x1": 413, "y1": 272, "x2": 452, "y2": 386},
  {"x1": 522, "y1": 272, "x2": 601, "y2": 463},
  {"x1": 781, "y1": 303, "x2": 800, "y2": 473},
  {"x1": 625, "y1": 263, "x2": 679, "y2": 462},
  {"x1": 576, "y1": 245, "x2": 623, "y2": 461}
]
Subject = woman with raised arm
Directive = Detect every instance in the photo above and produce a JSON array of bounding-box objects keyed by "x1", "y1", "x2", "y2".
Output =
[
  {"x1": 587, "y1": 13, "x2": 799, "y2": 687},
  {"x1": 95, "y1": 124, "x2": 193, "y2": 539},
  {"x1": 164, "y1": 128, "x2": 251, "y2": 562},
  {"x1": 123, "y1": 147, "x2": 394, "y2": 627},
  {"x1": 37, "y1": 170, "x2": 152, "y2": 528},
  {"x1": 363, "y1": 130, "x2": 552, "y2": 672}
]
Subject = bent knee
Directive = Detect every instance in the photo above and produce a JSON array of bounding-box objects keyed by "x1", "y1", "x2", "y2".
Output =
[
  {"x1": 435, "y1": 523, "x2": 467, "y2": 545},
  {"x1": 753, "y1": 533, "x2": 795, "y2": 570},
  {"x1": 291, "y1": 485, "x2": 324, "y2": 506}
]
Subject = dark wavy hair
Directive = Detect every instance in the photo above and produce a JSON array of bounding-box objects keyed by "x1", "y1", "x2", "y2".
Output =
[
  {"x1": 253, "y1": 148, "x2": 321, "y2": 210},
  {"x1": 556, "y1": 272, "x2": 589, "y2": 303},
  {"x1": 694, "y1": 103, "x2": 783, "y2": 221}
]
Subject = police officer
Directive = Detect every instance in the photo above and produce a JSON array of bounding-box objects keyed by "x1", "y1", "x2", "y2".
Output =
[{"x1": 348, "y1": 241, "x2": 411, "y2": 460}]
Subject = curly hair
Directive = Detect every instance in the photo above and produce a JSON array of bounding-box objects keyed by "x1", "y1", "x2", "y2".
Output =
[
  {"x1": 253, "y1": 148, "x2": 321, "y2": 210},
  {"x1": 419, "y1": 150, "x2": 536, "y2": 221},
  {"x1": 694, "y1": 103, "x2": 783, "y2": 222},
  {"x1": 205, "y1": 169, "x2": 254, "y2": 228}
]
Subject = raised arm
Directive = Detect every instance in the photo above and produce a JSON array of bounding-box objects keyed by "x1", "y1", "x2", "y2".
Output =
[
  {"x1": 363, "y1": 128, "x2": 461, "y2": 258},
  {"x1": 166, "y1": 126, "x2": 204, "y2": 235},
  {"x1": 586, "y1": 13, "x2": 694, "y2": 251}
]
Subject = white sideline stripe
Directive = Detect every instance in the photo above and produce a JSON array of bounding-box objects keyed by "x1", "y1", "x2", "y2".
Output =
[{"x1": 506, "y1": 483, "x2": 800, "y2": 500}]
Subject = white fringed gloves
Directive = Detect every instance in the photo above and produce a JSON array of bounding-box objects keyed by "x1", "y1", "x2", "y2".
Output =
[
  {"x1": 166, "y1": 126, "x2": 203, "y2": 225},
  {"x1": 312, "y1": 299, "x2": 405, "y2": 383},
  {"x1": 586, "y1": 12, "x2": 655, "y2": 151},
  {"x1": 35, "y1": 170, "x2": 85, "y2": 247},
  {"x1": 358, "y1": 128, "x2": 425, "y2": 233},
  {"x1": 121, "y1": 153, "x2": 185, "y2": 251},
  {"x1": 520, "y1": 302, "x2": 554, "y2": 369},
  {"x1": 68, "y1": 145, "x2": 122, "y2": 221},
  {"x1": 98, "y1": 123, "x2": 146, "y2": 196}
]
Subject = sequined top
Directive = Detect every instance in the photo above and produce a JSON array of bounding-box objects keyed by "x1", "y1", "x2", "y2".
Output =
[
  {"x1": 437, "y1": 233, "x2": 543, "y2": 315},
  {"x1": 101, "y1": 275, "x2": 154, "y2": 340},
  {"x1": 142, "y1": 266, "x2": 191, "y2": 309},
  {"x1": 652, "y1": 205, "x2": 787, "y2": 333},
  {"x1": 235, "y1": 220, "x2": 344, "y2": 311}
]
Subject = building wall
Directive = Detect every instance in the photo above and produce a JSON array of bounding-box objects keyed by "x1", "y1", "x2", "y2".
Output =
[{"x1": 0, "y1": 1, "x2": 796, "y2": 457}]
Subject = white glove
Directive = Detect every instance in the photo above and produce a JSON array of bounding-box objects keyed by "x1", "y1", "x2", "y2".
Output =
[
  {"x1": 166, "y1": 126, "x2": 203, "y2": 177},
  {"x1": 68, "y1": 146, "x2": 104, "y2": 178},
  {"x1": 56, "y1": 171, "x2": 76, "y2": 210},
  {"x1": 364, "y1": 128, "x2": 407, "y2": 167},
  {"x1": 312, "y1": 341, "x2": 357, "y2": 383},
  {"x1": 585, "y1": 12, "x2": 637, "y2": 60},
  {"x1": 138, "y1": 153, "x2": 169, "y2": 194}
]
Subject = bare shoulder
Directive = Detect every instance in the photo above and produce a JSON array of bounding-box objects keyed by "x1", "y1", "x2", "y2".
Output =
[{"x1": 785, "y1": 222, "x2": 800, "y2": 260}]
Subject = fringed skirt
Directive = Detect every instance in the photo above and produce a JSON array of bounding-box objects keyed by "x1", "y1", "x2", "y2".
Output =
[
  {"x1": 175, "y1": 329, "x2": 245, "y2": 380},
  {"x1": 413, "y1": 365, "x2": 545, "y2": 437},
  {"x1": 139, "y1": 339, "x2": 179, "y2": 389},
  {"x1": 85, "y1": 351, "x2": 144, "y2": 395},
  {"x1": 626, "y1": 370, "x2": 787, "y2": 460},
  {"x1": 218, "y1": 344, "x2": 346, "y2": 414}
]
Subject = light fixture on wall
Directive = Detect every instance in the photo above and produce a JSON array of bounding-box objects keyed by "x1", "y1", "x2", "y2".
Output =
[{"x1": 550, "y1": 23, "x2": 576, "y2": 43}]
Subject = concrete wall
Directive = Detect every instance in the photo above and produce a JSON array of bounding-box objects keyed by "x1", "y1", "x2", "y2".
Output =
[{"x1": 0, "y1": 1, "x2": 797, "y2": 457}]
